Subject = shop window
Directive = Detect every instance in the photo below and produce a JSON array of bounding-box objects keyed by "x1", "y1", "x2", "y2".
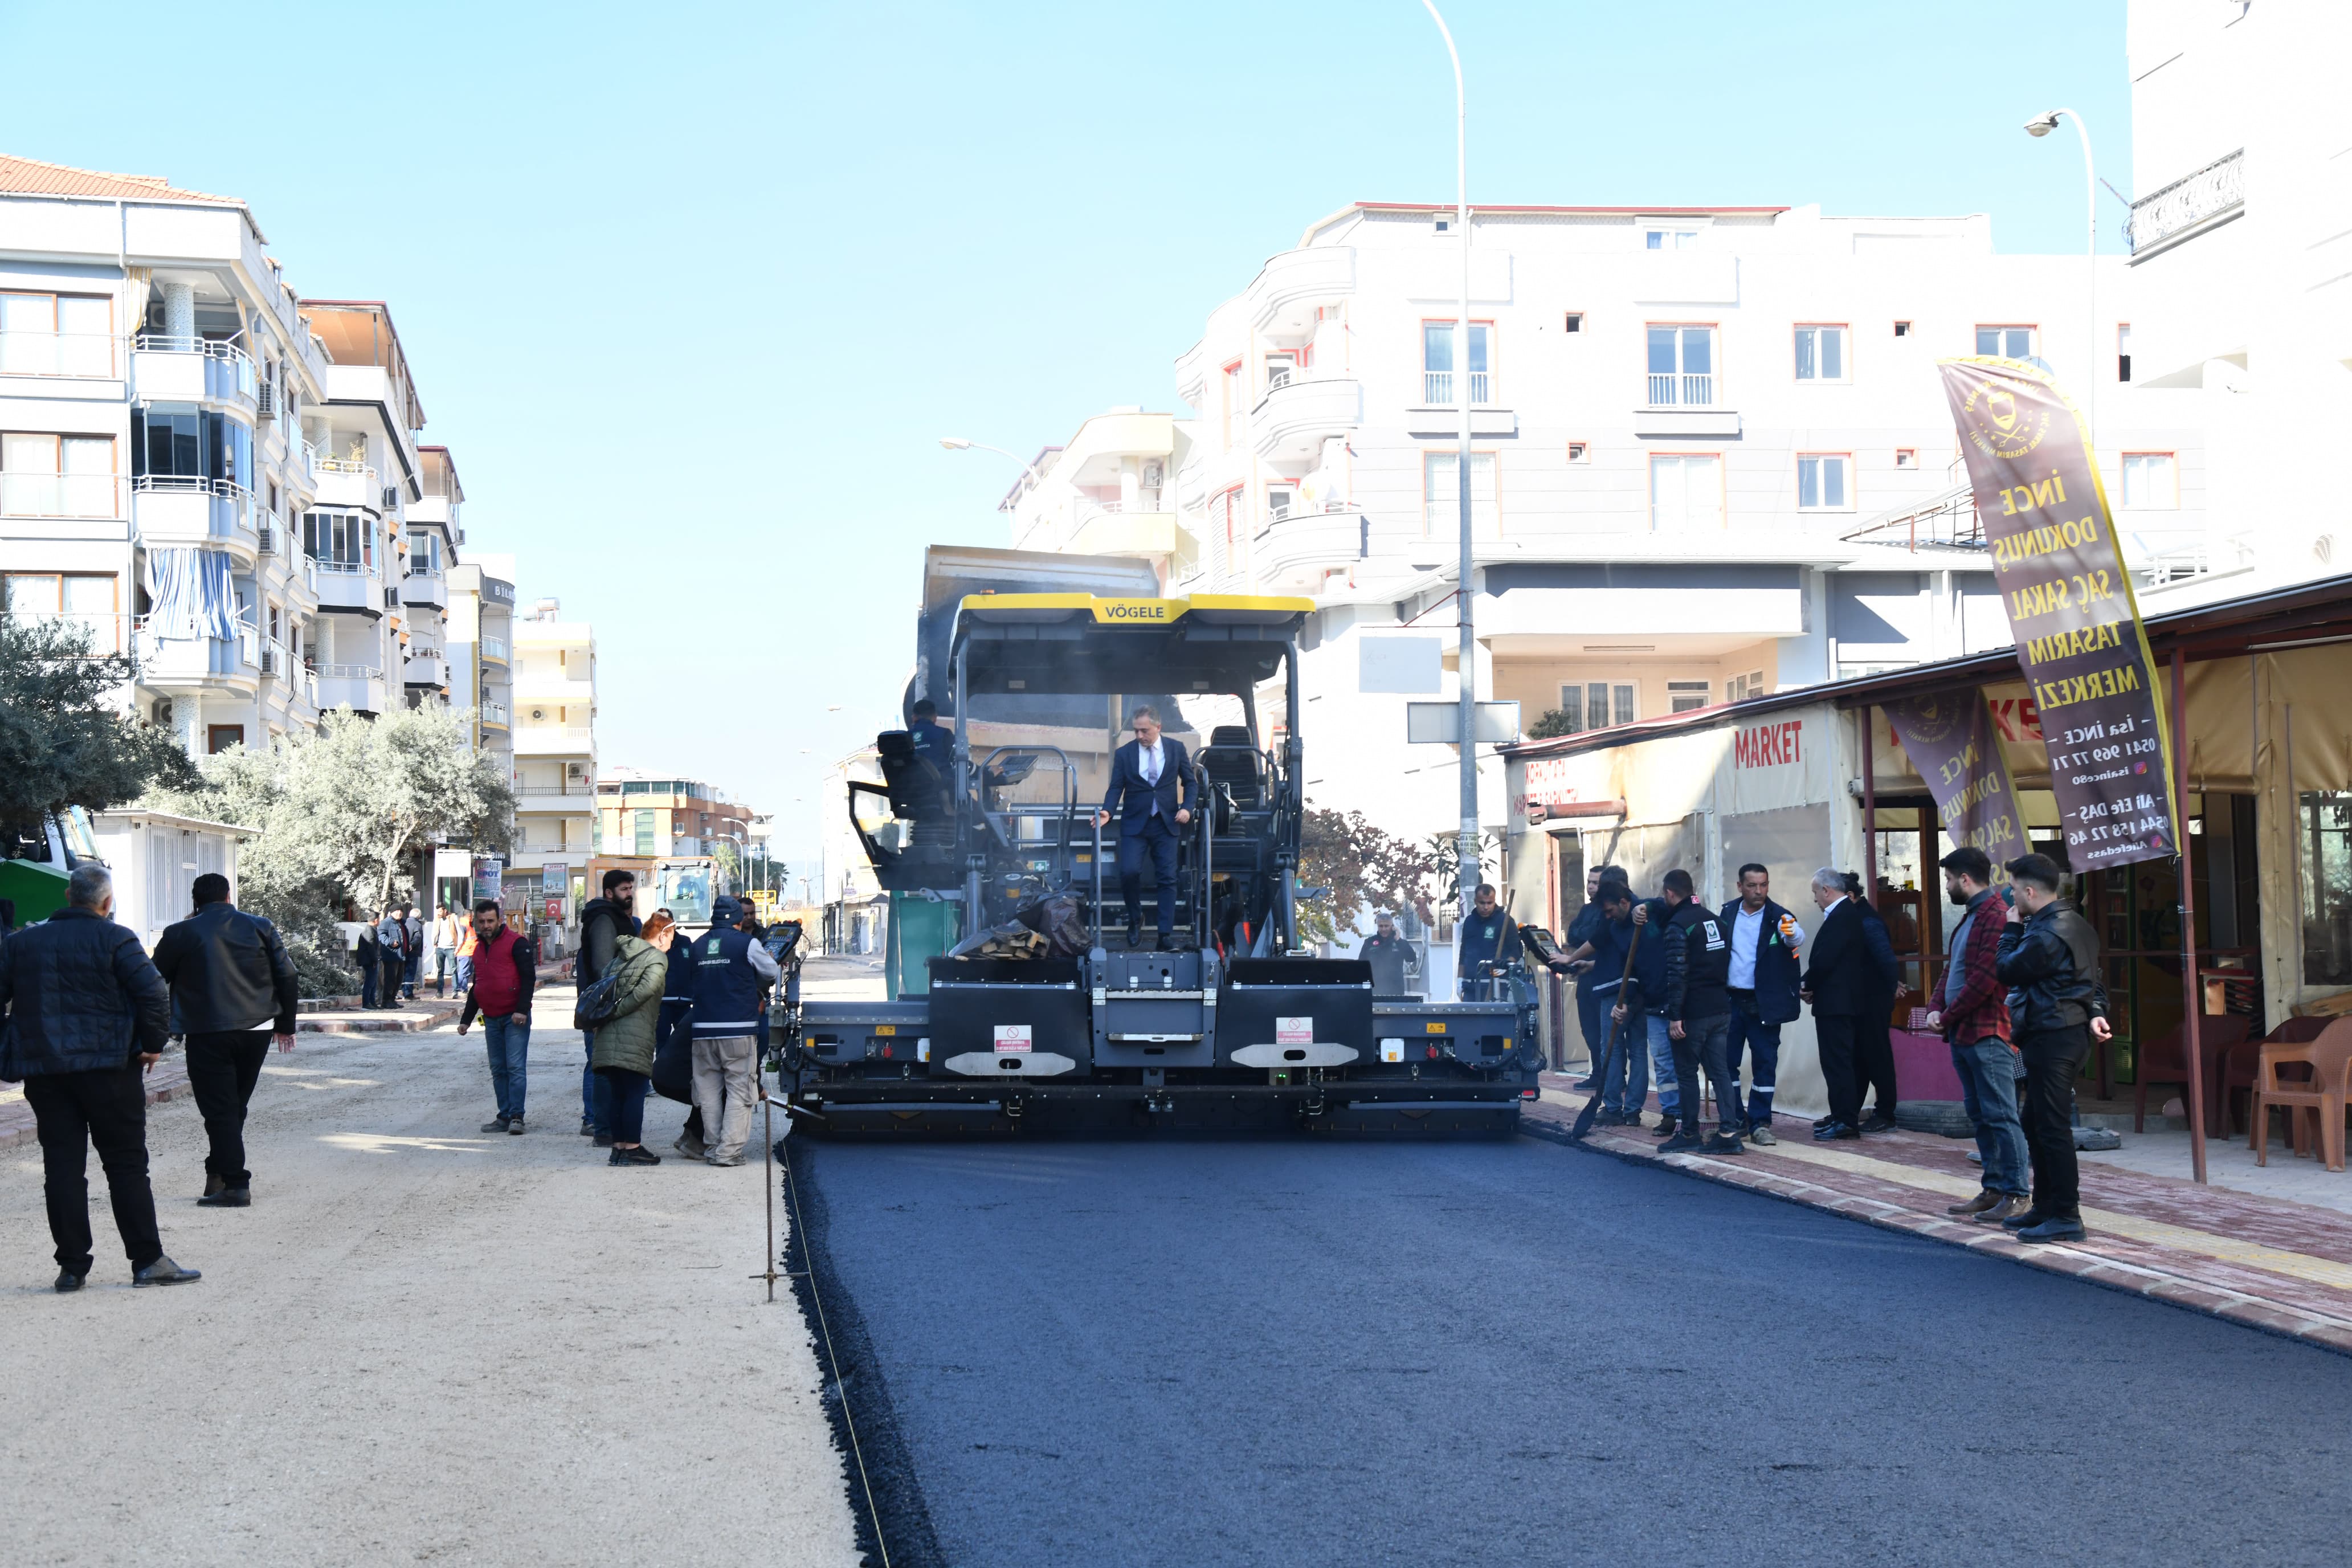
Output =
[{"x1": 2301, "y1": 791, "x2": 2352, "y2": 986}]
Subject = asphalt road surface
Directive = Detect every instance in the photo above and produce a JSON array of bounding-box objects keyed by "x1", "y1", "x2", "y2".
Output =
[{"x1": 798, "y1": 1132, "x2": 2352, "y2": 1568}]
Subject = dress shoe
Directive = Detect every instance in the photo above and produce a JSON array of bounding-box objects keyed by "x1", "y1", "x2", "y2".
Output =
[
  {"x1": 1975, "y1": 1194, "x2": 2032, "y2": 1225},
  {"x1": 1999, "y1": 1205, "x2": 2049, "y2": 1232},
  {"x1": 202, "y1": 1172, "x2": 228, "y2": 1198},
  {"x1": 197, "y1": 1186, "x2": 251, "y2": 1208},
  {"x1": 1812, "y1": 1120, "x2": 1860, "y2": 1142},
  {"x1": 1657, "y1": 1131, "x2": 1704, "y2": 1154},
  {"x1": 55, "y1": 1268, "x2": 85, "y2": 1293},
  {"x1": 1857, "y1": 1112, "x2": 1897, "y2": 1134},
  {"x1": 1813, "y1": 1114, "x2": 1834, "y2": 1129},
  {"x1": 1125, "y1": 926, "x2": 1145, "y2": 950},
  {"x1": 1947, "y1": 1190, "x2": 2001, "y2": 1217},
  {"x1": 2015, "y1": 1214, "x2": 2087, "y2": 1244},
  {"x1": 132, "y1": 1256, "x2": 202, "y2": 1288},
  {"x1": 1747, "y1": 1125, "x2": 1778, "y2": 1146}
]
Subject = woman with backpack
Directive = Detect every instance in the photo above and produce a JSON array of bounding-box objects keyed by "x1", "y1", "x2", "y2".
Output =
[{"x1": 585, "y1": 910, "x2": 675, "y2": 1166}]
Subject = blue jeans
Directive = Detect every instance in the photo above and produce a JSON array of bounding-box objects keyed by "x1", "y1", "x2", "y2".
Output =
[
  {"x1": 1645, "y1": 1013, "x2": 1681, "y2": 1117},
  {"x1": 1118, "y1": 816, "x2": 1181, "y2": 934},
  {"x1": 1598, "y1": 997, "x2": 1648, "y2": 1116},
  {"x1": 359, "y1": 942, "x2": 379, "y2": 1007},
  {"x1": 582, "y1": 1028, "x2": 609, "y2": 1133},
  {"x1": 483, "y1": 1012, "x2": 530, "y2": 1121},
  {"x1": 1952, "y1": 1037, "x2": 2030, "y2": 1195},
  {"x1": 1725, "y1": 994, "x2": 1783, "y2": 1129}
]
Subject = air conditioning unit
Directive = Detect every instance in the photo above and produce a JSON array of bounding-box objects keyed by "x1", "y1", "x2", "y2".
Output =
[
  {"x1": 567, "y1": 763, "x2": 586, "y2": 780},
  {"x1": 385, "y1": 587, "x2": 400, "y2": 609},
  {"x1": 255, "y1": 383, "x2": 276, "y2": 416},
  {"x1": 530, "y1": 708, "x2": 547, "y2": 721},
  {"x1": 381, "y1": 486, "x2": 401, "y2": 509},
  {"x1": 260, "y1": 647, "x2": 279, "y2": 675}
]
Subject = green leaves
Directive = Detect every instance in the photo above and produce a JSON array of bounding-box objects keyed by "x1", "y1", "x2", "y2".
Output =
[
  {"x1": 1296, "y1": 808, "x2": 1442, "y2": 946},
  {"x1": 0, "y1": 618, "x2": 196, "y2": 836}
]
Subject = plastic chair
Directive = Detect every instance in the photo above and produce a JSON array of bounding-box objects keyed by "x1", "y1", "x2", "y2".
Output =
[
  {"x1": 2133, "y1": 1015, "x2": 2250, "y2": 1136},
  {"x1": 2248, "y1": 1018, "x2": 2352, "y2": 1173},
  {"x1": 2219, "y1": 1016, "x2": 2330, "y2": 1139}
]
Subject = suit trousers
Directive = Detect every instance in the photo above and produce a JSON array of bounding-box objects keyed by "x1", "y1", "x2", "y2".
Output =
[
  {"x1": 185, "y1": 1029, "x2": 271, "y2": 1186},
  {"x1": 24, "y1": 1065, "x2": 164, "y2": 1276},
  {"x1": 2019, "y1": 1025, "x2": 2092, "y2": 1216},
  {"x1": 1815, "y1": 1013, "x2": 1864, "y2": 1125},
  {"x1": 1855, "y1": 1011, "x2": 1899, "y2": 1116},
  {"x1": 1118, "y1": 815, "x2": 1181, "y2": 934}
]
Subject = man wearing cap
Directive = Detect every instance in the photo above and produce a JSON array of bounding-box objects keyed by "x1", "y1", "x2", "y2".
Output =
[
  {"x1": 687, "y1": 896, "x2": 782, "y2": 1166},
  {"x1": 1359, "y1": 911, "x2": 1421, "y2": 997}
]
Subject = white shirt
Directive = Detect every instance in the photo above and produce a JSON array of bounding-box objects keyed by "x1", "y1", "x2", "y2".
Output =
[
  {"x1": 1728, "y1": 905, "x2": 1766, "y2": 989},
  {"x1": 1139, "y1": 737, "x2": 1164, "y2": 814}
]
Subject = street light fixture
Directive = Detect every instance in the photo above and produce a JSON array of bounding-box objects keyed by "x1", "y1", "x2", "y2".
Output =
[
  {"x1": 1422, "y1": 0, "x2": 1480, "y2": 926},
  {"x1": 2024, "y1": 107, "x2": 2098, "y2": 438},
  {"x1": 938, "y1": 435, "x2": 1046, "y2": 493}
]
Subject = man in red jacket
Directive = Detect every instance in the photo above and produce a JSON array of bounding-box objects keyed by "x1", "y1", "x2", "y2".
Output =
[
  {"x1": 458, "y1": 901, "x2": 537, "y2": 1135},
  {"x1": 1924, "y1": 847, "x2": 2025, "y2": 1223}
]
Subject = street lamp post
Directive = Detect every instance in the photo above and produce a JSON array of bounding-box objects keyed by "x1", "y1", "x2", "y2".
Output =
[
  {"x1": 2025, "y1": 108, "x2": 2097, "y2": 438},
  {"x1": 1422, "y1": 0, "x2": 1479, "y2": 926},
  {"x1": 939, "y1": 436, "x2": 1046, "y2": 497}
]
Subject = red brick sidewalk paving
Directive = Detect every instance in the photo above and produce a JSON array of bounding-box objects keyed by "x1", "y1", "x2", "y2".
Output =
[{"x1": 1526, "y1": 1072, "x2": 2352, "y2": 1358}]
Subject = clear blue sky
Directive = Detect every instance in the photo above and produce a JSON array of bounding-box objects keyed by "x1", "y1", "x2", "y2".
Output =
[{"x1": 3, "y1": 1, "x2": 2130, "y2": 865}]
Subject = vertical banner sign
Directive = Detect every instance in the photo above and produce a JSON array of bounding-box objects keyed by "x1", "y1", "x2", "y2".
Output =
[
  {"x1": 1885, "y1": 689, "x2": 2028, "y2": 870},
  {"x1": 1937, "y1": 358, "x2": 2178, "y2": 869}
]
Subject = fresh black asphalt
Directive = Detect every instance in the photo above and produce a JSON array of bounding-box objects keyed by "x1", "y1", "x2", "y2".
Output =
[{"x1": 790, "y1": 1132, "x2": 2352, "y2": 1568}]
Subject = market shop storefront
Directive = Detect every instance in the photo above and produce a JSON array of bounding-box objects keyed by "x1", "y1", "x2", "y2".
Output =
[{"x1": 1503, "y1": 573, "x2": 2352, "y2": 1132}]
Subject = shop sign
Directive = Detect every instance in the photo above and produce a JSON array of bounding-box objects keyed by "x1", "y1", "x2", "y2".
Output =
[
  {"x1": 1939, "y1": 358, "x2": 2179, "y2": 868},
  {"x1": 1728, "y1": 713, "x2": 1824, "y2": 814},
  {"x1": 1733, "y1": 718, "x2": 1802, "y2": 770},
  {"x1": 1885, "y1": 689, "x2": 2027, "y2": 869},
  {"x1": 471, "y1": 856, "x2": 503, "y2": 905}
]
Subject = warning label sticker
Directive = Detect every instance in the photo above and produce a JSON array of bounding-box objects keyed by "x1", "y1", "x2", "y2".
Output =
[
  {"x1": 994, "y1": 1024, "x2": 1033, "y2": 1052},
  {"x1": 1276, "y1": 1016, "x2": 1314, "y2": 1046}
]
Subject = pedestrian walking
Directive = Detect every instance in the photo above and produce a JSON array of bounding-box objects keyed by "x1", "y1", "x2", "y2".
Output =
[
  {"x1": 1718, "y1": 864, "x2": 1803, "y2": 1144},
  {"x1": 1359, "y1": 910, "x2": 1421, "y2": 997},
  {"x1": 1854, "y1": 890, "x2": 1903, "y2": 1132},
  {"x1": 1802, "y1": 869, "x2": 1875, "y2": 1141},
  {"x1": 687, "y1": 896, "x2": 781, "y2": 1166},
  {"x1": 150, "y1": 873, "x2": 299, "y2": 1208},
  {"x1": 1995, "y1": 852, "x2": 2113, "y2": 1243},
  {"x1": 0, "y1": 865, "x2": 199, "y2": 1291},
  {"x1": 1925, "y1": 848, "x2": 2027, "y2": 1224},
  {"x1": 576, "y1": 869, "x2": 640, "y2": 1144},
  {"x1": 1562, "y1": 864, "x2": 1627, "y2": 1086},
  {"x1": 1655, "y1": 869, "x2": 1743, "y2": 1154},
  {"x1": 432, "y1": 902, "x2": 464, "y2": 998},
  {"x1": 591, "y1": 911, "x2": 675, "y2": 1166},
  {"x1": 373, "y1": 905, "x2": 409, "y2": 1011},
  {"x1": 1615, "y1": 880, "x2": 1683, "y2": 1136},
  {"x1": 458, "y1": 900, "x2": 538, "y2": 1134}
]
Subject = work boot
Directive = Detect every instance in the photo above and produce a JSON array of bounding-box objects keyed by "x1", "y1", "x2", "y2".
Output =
[
  {"x1": 1651, "y1": 1116, "x2": 1679, "y2": 1140},
  {"x1": 1947, "y1": 1190, "x2": 2002, "y2": 1217},
  {"x1": 1999, "y1": 1204, "x2": 2049, "y2": 1232},
  {"x1": 1977, "y1": 1195, "x2": 2034, "y2": 1226},
  {"x1": 1747, "y1": 1125, "x2": 1779, "y2": 1146},
  {"x1": 197, "y1": 1186, "x2": 251, "y2": 1208},
  {"x1": 2015, "y1": 1212, "x2": 2086, "y2": 1244},
  {"x1": 202, "y1": 1173, "x2": 227, "y2": 1199}
]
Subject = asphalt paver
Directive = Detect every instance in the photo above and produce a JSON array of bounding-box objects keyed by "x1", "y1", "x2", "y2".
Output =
[{"x1": 802, "y1": 1133, "x2": 2352, "y2": 1567}]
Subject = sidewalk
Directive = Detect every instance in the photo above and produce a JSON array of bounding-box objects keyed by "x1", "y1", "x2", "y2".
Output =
[{"x1": 1528, "y1": 1072, "x2": 2352, "y2": 1357}]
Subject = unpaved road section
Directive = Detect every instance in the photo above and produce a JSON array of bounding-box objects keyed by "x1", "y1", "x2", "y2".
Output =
[{"x1": 0, "y1": 993, "x2": 861, "y2": 1568}]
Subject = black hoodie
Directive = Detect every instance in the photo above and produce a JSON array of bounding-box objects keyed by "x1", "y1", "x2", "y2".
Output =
[{"x1": 577, "y1": 897, "x2": 640, "y2": 985}]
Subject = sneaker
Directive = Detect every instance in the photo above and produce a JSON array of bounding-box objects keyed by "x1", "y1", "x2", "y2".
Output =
[
  {"x1": 1747, "y1": 1125, "x2": 1778, "y2": 1146},
  {"x1": 1572, "y1": 1077, "x2": 1600, "y2": 1091},
  {"x1": 592, "y1": 1134, "x2": 614, "y2": 1148},
  {"x1": 196, "y1": 1186, "x2": 250, "y2": 1208},
  {"x1": 706, "y1": 1154, "x2": 748, "y2": 1167},
  {"x1": 507, "y1": 1118, "x2": 526, "y2": 1136},
  {"x1": 1702, "y1": 1133, "x2": 1745, "y2": 1154},
  {"x1": 1857, "y1": 1111, "x2": 1897, "y2": 1134},
  {"x1": 607, "y1": 1145, "x2": 662, "y2": 1166},
  {"x1": 480, "y1": 1117, "x2": 512, "y2": 1134},
  {"x1": 673, "y1": 1134, "x2": 707, "y2": 1159},
  {"x1": 1812, "y1": 1114, "x2": 1834, "y2": 1130},
  {"x1": 1651, "y1": 1116, "x2": 1679, "y2": 1140},
  {"x1": 1657, "y1": 1131, "x2": 1703, "y2": 1154}
]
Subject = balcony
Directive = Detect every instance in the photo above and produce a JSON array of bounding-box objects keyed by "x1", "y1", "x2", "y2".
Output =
[
  {"x1": 480, "y1": 700, "x2": 510, "y2": 730},
  {"x1": 313, "y1": 665, "x2": 387, "y2": 713},
  {"x1": 130, "y1": 335, "x2": 256, "y2": 410},
  {"x1": 1421, "y1": 370, "x2": 1492, "y2": 406},
  {"x1": 515, "y1": 785, "x2": 595, "y2": 811},
  {"x1": 131, "y1": 479, "x2": 259, "y2": 566},
  {"x1": 308, "y1": 558, "x2": 381, "y2": 614},
  {"x1": 401, "y1": 570, "x2": 448, "y2": 612},
  {"x1": 513, "y1": 724, "x2": 596, "y2": 756},
  {"x1": 309, "y1": 460, "x2": 381, "y2": 511},
  {"x1": 0, "y1": 331, "x2": 122, "y2": 380},
  {"x1": 1066, "y1": 499, "x2": 1179, "y2": 558},
  {"x1": 1247, "y1": 246, "x2": 1355, "y2": 333},
  {"x1": 2127, "y1": 149, "x2": 2245, "y2": 259},
  {"x1": 480, "y1": 636, "x2": 509, "y2": 665},
  {"x1": 1, "y1": 472, "x2": 123, "y2": 521},
  {"x1": 1251, "y1": 376, "x2": 1361, "y2": 462},
  {"x1": 403, "y1": 647, "x2": 448, "y2": 687},
  {"x1": 513, "y1": 671, "x2": 596, "y2": 704},
  {"x1": 133, "y1": 622, "x2": 259, "y2": 691},
  {"x1": 1252, "y1": 509, "x2": 1367, "y2": 590},
  {"x1": 2122, "y1": 525, "x2": 2256, "y2": 594}
]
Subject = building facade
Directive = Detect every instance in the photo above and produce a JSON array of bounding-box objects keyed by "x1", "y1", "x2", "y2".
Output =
[
  {"x1": 593, "y1": 771, "x2": 753, "y2": 865},
  {"x1": 510, "y1": 597, "x2": 597, "y2": 940},
  {"x1": 446, "y1": 549, "x2": 514, "y2": 772}
]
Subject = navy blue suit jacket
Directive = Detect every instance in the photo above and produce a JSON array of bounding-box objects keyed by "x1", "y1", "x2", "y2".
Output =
[{"x1": 1100, "y1": 737, "x2": 1192, "y2": 836}]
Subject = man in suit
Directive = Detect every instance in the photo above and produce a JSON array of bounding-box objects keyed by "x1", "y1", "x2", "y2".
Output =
[
  {"x1": 1801, "y1": 868, "x2": 1874, "y2": 1141},
  {"x1": 1094, "y1": 705, "x2": 1193, "y2": 949}
]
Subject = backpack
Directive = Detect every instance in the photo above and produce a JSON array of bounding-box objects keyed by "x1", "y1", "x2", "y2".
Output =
[{"x1": 573, "y1": 945, "x2": 650, "y2": 1032}]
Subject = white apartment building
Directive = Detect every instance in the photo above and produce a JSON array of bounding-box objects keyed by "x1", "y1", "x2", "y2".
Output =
[
  {"x1": 2123, "y1": 0, "x2": 2352, "y2": 602},
  {"x1": 1004, "y1": 408, "x2": 1193, "y2": 587},
  {"x1": 1, "y1": 154, "x2": 333, "y2": 753},
  {"x1": 447, "y1": 548, "x2": 515, "y2": 773},
  {"x1": 511, "y1": 597, "x2": 597, "y2": 932},
  {"x1": 1124, "y1": 199, "x2": 2206, "y2": 832}
]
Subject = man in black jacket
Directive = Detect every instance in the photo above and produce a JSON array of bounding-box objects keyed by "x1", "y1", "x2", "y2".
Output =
[
  {"x1": 153, "y1": 872, "x2": 300, "y2": 1207},
  {"x1": 1995, "y1": 852, "x2": 2113, "y2": 1244},
  {"x1": 1802, "y1": 869, "x2": 1875, "y2": 1141},
  {"x1": 0, "y1": 864, "x2": 199, "y2": 1291},
  {"x1": 1656, "y1": 869, "x2": 1743, "y2": 1155},
  {"x1": 575, "y1": 870, "x2": 640, "y2": 1142}
]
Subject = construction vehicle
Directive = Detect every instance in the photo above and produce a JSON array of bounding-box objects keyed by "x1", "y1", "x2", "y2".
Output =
[{"x1": 778, "y1": 546, "x2": 1545, "y2": 1136}]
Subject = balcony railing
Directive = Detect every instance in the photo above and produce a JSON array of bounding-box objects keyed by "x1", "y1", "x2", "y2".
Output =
[
  {"x1": 0, "y1": 472, "x2": 124, "y2": 519},
  {"x1": 0, "y1": 331, "x2": 122, "y2": 379},
  {"x1": 310, "y1": 558, "x2": 370, "y2": 575},
  {"x1": 2126, "y1": 148, "x2": 2245, "y2": 256},
  {"x1": 317, "y1": 663, "x2": 383, "y2": 680},
  {"x1": 481, "y1": 636, "x2": 509, "y2": 663},
  {"x1": 298, "y1": 440, "x2": 320, "y2": 480},
  {"x1": 480, "y1": 700, "x2": 510, "y2": 727},
  {"x1": 316, "y1": 456, "x2": 374, "y2": 477},
  {"x1": 1645, "y1": 373, "x2": 1715, "y2": 407},
  {"x1": 515, "y1": 784, "x2": 595, "y2": 796},
  {"x1": 1422, "y1": 370, "x2": 1491, "y2": 405},
  {"x1": 0, "y1": 610, "x2": 131, "y2": 653},
  {"x1": 133, "y1": 333, "x2": 256, "y2": 398}
]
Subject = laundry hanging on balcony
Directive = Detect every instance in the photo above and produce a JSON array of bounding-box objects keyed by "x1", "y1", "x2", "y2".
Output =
[{"x1": 143, "y1": 547, "x2": 240, "y2": 642}]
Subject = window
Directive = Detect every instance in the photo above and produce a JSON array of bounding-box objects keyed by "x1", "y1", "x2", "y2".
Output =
[
  {"x1": 1218, "y1": 485, "x2": 1244, "y2": 546},
  {"x1": 1423, "y1": 451, "x2": 1497, "y2": 536},
  {"x1": 207, "y1": 725, "x2": 245, "y2": 755},
  {"x1": 1894, "y1": 448, "x2": 1918, "y2": 469},
  {"x1": 1556, "y1": 683, "x2": 1637, "y2": 733},
  {"x1": 2118, "y1": 324, "x2": 2133, "y2": 383},
  {"x1": 1726, "y1": 668, "x2": 1767, "y2": 703},
  {"x1": 1646, "y1": 228, "x2": 1698, "y2": 250},
  {"x1": 2121, "y1": 452, "x2": 2178, "y2": 509},
  {"x1": 1422, "y1": 321, "x2": 1492, "y2": 404},
  {"x1": 132, "y1": 405, "x2": 252, "y2": 489},
  {"x1": 1797, "y1": 454, "x2": 1851, "y2": 511},
  {"x1": 1893, "y1": 320, "x2": 1912, "y2": 338},
  {"x1": 1645, "y1": 325, "x2": 1714, "y2": 405},
  {"x1": 634, "y1": 809, "x2": 656, "y2": 855},
  {"x1": 0, "y1": 291, "x2": 113, "y2": 377},
  {"x1": 1220, "y1": 362, "x2": 1243, "y2": 450},
  {"x1": 1668, "y1": 680, "x2": 1710, "y2": 714},
  {"x1": 1563, "y1": 312, "x2": 1584, "y2": 333},
  {"x1": 407, "y1": 530, "x2": 442, "y2": 574},
  {"x1": 2302, "y1": 791, "x2": 2352, "y2": 985},
  {"x1": 1, "y1": 432, "x2": 116, "y2": 517},
  {"x1": 1794, "y1": 325, "x2": 1847, "y2": 381},
  {"x1": 1975, "y1": 325, "x2": 2037, "y2": 360},
  {"x1": 1265, "y1": 484, "x2": 1295, "y2": 525},
  {"x1": 304, "y1": 509, "x2": 376, "y2": 568},
  {"x1": 1, "y1": 572, "x2": 119, "y2": 649},
  {"x1": 1648, "y1": 454, "x2": 1722, "y2": 532},
  {"x1": 1264, "y1": 352, "x2": 1296, "y2": 393},
  {"x1": 1566, "y1": 441, "x2": 1590, "y2": 465}
]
